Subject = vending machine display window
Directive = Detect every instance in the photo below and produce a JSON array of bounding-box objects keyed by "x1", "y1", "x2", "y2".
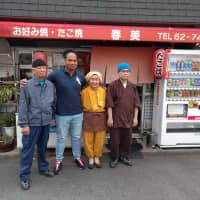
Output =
[{"x1": 167, "y1": 104, "x2": 188, "y2": 118}]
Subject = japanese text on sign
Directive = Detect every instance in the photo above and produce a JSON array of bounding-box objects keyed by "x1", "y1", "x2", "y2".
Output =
[
  {"x1": 13, "y1": 27, "x2": 49, "y2": 37},
  {"x1": 12, "y1": 26, "x2": 83, "y2": 39},
  {"x1": 0, "y1": 21, "x2": 199, "y2": 43},
  {"x1": 155, "y1": 52, "x2": 164, "y2": 76}
]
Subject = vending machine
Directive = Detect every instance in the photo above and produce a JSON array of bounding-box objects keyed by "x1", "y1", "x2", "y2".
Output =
[{"x1": 152, "y1": 49, "x2": 200, "y2": 147}]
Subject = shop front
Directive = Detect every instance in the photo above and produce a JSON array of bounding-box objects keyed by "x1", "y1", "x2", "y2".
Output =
[{"x1": 0, "y1": 21, "x2": 199, "y2": 148}]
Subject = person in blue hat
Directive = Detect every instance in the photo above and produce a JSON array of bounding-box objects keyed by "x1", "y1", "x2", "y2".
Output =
[{"x1": 106, "y1": 62, "x2": 141, "y2": 168}]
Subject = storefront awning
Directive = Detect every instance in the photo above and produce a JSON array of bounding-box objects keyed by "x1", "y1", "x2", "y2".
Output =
[{"x1": 0, "y1": 21, "x2": 200, "y2": 43}]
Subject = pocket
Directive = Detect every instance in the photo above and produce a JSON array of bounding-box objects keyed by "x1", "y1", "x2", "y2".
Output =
[
  {"x1": 43, "y1": 110, "x2": 52, "y2": 122},
  {"x1": 22, "y1": 134, "x2": 31, "y2": 148}
]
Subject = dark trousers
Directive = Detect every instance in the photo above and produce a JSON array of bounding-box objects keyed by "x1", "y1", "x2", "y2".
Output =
[
  {"x1": 110, "y1": 127, "x2": 132, "y2": 159},
  {"x1": 19, "y1": 125, "x2": 49, "y2": 181}
]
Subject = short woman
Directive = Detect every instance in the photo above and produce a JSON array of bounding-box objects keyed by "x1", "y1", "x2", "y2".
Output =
[{"x1": 81, "y1": 71, "x2": 106, "y2": 169}]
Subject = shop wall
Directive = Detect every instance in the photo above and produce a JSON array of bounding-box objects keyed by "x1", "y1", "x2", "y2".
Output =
[
  {"x1": 0, "y1": 39, "x2": 14, "y2": 81},
  {"x1": 90, "y1": 46, "x2": 154, "y2": 84},
  {"x1": 0, "y1": 1, "x2": 199, "y2": 24},
  {"x1": 0, "y1": 55, "x2": 14, "y2": 81}
]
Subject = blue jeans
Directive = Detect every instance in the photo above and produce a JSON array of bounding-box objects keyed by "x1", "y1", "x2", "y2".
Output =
[
  {"x1": 55, "y1": 113, "x2": 83, "y2": 161},
  {"x1": 19, "y1": 125, "x2": 49, "y2": 181}
]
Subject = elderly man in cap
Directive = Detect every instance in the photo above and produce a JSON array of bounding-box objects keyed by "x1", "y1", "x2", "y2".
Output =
[
  {"x1": 107, "y1": 62, "x2": 141, "y2": 168},
  {"x1": 81, "y1": 71, "x2": 106, "y2": 169},
  {"x1": 18, "y1": 59, "x2": 56, "y2": 190}
]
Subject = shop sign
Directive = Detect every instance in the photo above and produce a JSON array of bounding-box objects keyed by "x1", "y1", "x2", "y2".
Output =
[
  {"x1": 0, "y1": 21, "x2": 200, "y2": 43},
  {"x1": 153, "y1": 49, "x2": 168, "y2": 78}
]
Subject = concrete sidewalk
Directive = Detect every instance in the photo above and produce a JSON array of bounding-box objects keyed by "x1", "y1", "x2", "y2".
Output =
[{"x1": 1, "y1": 143, "x2": 200, "y2": 157}]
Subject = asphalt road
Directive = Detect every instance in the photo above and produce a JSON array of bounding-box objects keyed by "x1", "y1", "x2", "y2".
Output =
[{"x1": 0, "y1": 150, "x2": 200, "y2": 200}]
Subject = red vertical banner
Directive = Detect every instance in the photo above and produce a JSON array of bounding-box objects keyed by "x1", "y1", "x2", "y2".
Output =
[
  {"x1": 153, "y1": 49, "x2": 168, "y2": 79},
  {"x1": 33, "y1": 51, "x2": 48, "y2": 64}
]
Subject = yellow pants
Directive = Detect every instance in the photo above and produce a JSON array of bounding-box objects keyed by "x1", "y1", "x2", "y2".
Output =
[{"x1": 83, "y1": 130, "x2": 106, "y2": 158}]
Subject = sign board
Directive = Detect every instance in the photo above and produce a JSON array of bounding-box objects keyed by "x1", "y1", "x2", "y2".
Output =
[{"x1": 0, "y1": 21, "x2": 200, "y2": 43}]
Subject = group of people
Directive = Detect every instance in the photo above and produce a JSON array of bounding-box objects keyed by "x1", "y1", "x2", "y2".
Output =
[{"x1": 18, "y1": 50, "x2": 141, "y2": 190}]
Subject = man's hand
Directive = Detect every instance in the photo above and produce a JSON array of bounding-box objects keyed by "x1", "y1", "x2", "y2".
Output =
[
  {"x1": 20, "y1": 79, "x2": 28, "y2": 88},
  {"x1": 50, "y1": 119, "x2": 56, "y2": 126},
  {"x1": 133, "y1": 118, "x2": 138, "y2": 127},
  {"x1": 107, "y1": 118, "x2": 113, "y2": 128},
  {"x1": 22, "y1": 126, "x2": 30, "y2": 135}
]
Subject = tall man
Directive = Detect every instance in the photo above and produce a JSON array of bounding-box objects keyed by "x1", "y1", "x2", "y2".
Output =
[
  {"x1": 107, "y1": 62, "x2": 141, "y2": 168},
  {"x1": 48, "y1": 50, "x2": 87, "y2": 173}
]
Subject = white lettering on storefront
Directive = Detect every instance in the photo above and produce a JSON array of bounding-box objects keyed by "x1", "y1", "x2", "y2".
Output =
[
  {"x1": 111, "y1": 29, "x2": 121, "y2": 40},
  {"x1": 157, "y1": 32, "x2": 200, "y2": 41},
  {"x1": 130, "y1": 30, "x2": 140, "y2": 40},
  {"x1": 12, "y1": 26, "x2": 49, "y2": 37},
  {"x1": 39, "y1": 28, "x2": 49, "y2": 37},
  {"x1": 74, "y1": 29, "x2": 83, "y2": 38},
  {"x1": 57, "y1": 28, "x2": 66, "y2": 38}
]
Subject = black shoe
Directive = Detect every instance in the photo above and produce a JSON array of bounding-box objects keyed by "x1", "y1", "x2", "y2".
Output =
[
  {"x1": 88, "y1": 163, "x2": 94, "y2": 169},
  {"x1": 119, "y1": 156, "x2": 133, "y2": 166},
  {"x1": 95, "y1": 163, "x2": 103, "y2": 168},
  {"x1": 75, "y1": 158, "x2": 86, "y2": 169},
  {"x1": 39, "y1": 170, "x2": 54, "y2": 177},
  {"x1": 94, "y1": 157, "x2": 102, "y2": 168},
  {"x1": 109, "y1": 158, "x2": 118, "y2": 168},
  {"x1": 20, "y1": 180, "x2": 31, "y2": 190},
  {"x1": 53, "y1": 161, "x2": 62, "y2": 175}
]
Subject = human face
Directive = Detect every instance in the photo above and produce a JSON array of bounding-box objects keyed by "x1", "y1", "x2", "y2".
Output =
[
  {"x1": 88, "y1": 74, "x2": 101, "y2": 90},
  {"x1": 64, "y1": 52, "x2": 78, "y2": 72},
  {"x1": 32, "y1": 66, "x2": 47, "y2": 80},
  {"x1": 118, "y1": 69, "x2": 130, "y2": 81}
]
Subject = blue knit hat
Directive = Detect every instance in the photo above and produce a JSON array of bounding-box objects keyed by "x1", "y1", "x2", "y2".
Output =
[{"x1": 117, "y1": 62, "x2": 131, "y2": 72}]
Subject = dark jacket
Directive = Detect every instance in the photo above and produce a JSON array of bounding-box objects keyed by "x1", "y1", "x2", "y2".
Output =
[{"x1": 18, "y1": 77, "x2": 56, "y2": 127}]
